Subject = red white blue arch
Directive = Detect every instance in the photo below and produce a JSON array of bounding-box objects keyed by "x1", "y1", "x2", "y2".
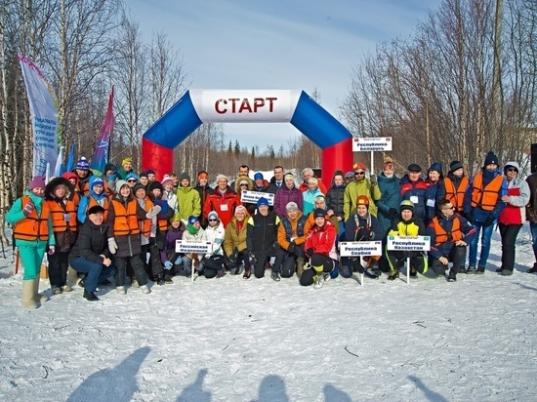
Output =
[{"x1": 142, "y1": 89, "x2": 353, "y2": 184}]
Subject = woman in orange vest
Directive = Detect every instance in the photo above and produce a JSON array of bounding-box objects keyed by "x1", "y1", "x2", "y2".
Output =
[
  {"x1": 6, "y1": 177, "x2": 55, "y2": 308},
  {"x1": 45, "y1": 177, "x2": 78, "y2": 295},
  {"x1": 77, "y1": 176, "x2": 110, "y2": 224},
  {"x1": 464, "y1": 151, "x2": 507, "y2": 274},
  {"x1": 426, "y1": 199, "x2": 476, "y2": 281},
  {"x1": 443, "y1": 161, "x2": 469, "y2": 214},
  {"x1": 108, "y1": 180, "x2": 160, "y2": 294}
]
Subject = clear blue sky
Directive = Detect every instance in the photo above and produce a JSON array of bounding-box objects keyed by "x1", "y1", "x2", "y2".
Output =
[{"x1": 130, "y1": 0, "x2": 441, "y2": 150}]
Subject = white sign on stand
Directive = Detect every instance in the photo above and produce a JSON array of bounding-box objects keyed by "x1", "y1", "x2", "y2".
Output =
[
  {"x1": 340, "y1": 241, "x2": 382, "y2": 286},
  {"x1": 352, "y1": 136, "x2": 393, "y2": 174},
  {"x1": 386, "y1": 236, "x2": 430, "y2": 284},
  {"x1": 241, "y1": 190, "x2": 275, "y2": 205},
  {"x1": 176, "y1": 240, "x2": 213, "y2": 254}
]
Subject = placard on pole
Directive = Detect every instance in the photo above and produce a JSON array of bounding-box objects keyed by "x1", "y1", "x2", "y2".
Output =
[
  {"x1": 339, "y1": 241, "x2": 382, "y2": 286},
  {"x1": 352, "y1": 137, "x2": 393, "y2": 173},
  {"x1": 386, "y1": 236, "x2": 430, "y2": 284}
]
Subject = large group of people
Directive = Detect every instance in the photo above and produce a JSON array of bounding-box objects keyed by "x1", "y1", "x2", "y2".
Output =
[{"x1": 7, "y1": 151, "x2": 537, "y2": 308}]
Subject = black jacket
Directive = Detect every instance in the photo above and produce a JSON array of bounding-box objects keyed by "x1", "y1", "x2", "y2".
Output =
[
  {"x1": 326, "y1": 185, "x2": 346, "y2": 219},
  {"x1": 247, "y1": 212, "x2": 279, "y2": 254},
  {"x1": 69, "y1": 220, "x2": 112, "y2": 264}
]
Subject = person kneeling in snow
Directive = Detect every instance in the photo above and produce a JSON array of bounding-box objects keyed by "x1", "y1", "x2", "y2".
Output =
[
  {"x1": 160, "y1": 215, "x2": 184, "y2": 277},
  {"x1": 300, "y1": 208, "x2": 338, "y2": 287},
  {"x1": 223, "y1": 205, "x2": 251, "y2": 278},
  {"x1": 182, "y1": 215, "x2": 207, "y2": 277},
  {"x1": 202, "y1": 211, "x2": 226, "y2": 278},
  {"x1": 69, "y1": 206, "x2": 116, "y2": 301},
  {"x1": 426, "y1": 199, "x2": 476, "y2": 282},
  {"x1": 383, "y1": 200, "x2": 428, "y2": 281},
  {"x1": 341, "y1": 195, "x2": 383, "y2": 279}
]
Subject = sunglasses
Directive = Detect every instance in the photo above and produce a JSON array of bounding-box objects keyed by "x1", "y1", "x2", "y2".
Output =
[
  {"x1": 208, "y1": 218, "x2": 218, "y2": 222},
  {"x1": 355, "y1": 171, "x2": 365, "y2": 176},
  {"x1": 127, "y1": 179, "x2": 137, "y2": 182},
  {"x1": 506, "y1": 168, "x2": 517, "y2": 172}
]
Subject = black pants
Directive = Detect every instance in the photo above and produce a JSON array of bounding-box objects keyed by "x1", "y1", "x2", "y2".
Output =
[
  {"x1": 142, "y1": 239, "x2": 164, "y2": 280},
  {"x1": 274, "y1": 245, "x2": 304, "y2": 277},
  {"x1": 251, "y1": 247, "x2": 276, "y2": 278},
  {"x1": 115, "y1": 255, "x2": 149, "y2": 286},
  {"x1": 48, "y1": 251, "x2": 70, "y2": 287},
  {"x1": 226, "y1": 250, "x2": 251, "y2": 274},
  {"x1": 300, "y1": 253, "x2": 334, "y2": 286},
  {"x1": 499, "y1": 223, "x2": 522, "y2": 272},
  {"x1": 203, "y1": 255, "x2": 226, "y2": 278},
  {"x1": 385, "y1": 250, "x2": 427, "y2": 275},
  {"x1": 430, "y1": 246, "x2": 467, "y2": 275}
]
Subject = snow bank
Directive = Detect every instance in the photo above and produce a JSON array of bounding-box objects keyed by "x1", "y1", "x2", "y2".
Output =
[{"x1": 0, "y1": 230, "x2": 536, "y2": 401}]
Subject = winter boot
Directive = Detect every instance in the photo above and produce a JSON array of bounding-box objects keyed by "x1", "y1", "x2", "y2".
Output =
[
  {"x1": 476, "y1": 266, "x2": 485, "y2": 274},
  {"x1": 116, "y1": 286, "x2": 126, "y2": 294},
  {"x1": 296, "y1": 257, "x2": 305, "y2": 278},
  {"x1": 447, "y1": 269, "x2": 457, "y2": 282},
  {"x1": 140, "y1": 284, "x2": 151, "y2": 294},
  {"x1": 528, "y1": 263, "x2": 537, "y2": 273},
  {"x1": 501, "y1": 269, "x2": 513, "y2": 276},
  {"x1": 66, "y1": 266, "x2": 78, "y2": 288},
  {"x1": 21, "y1": 280, "x2": 38, "y2": 309},
  {"x1": 387, "y1": 271, "x2": 399, "y2": 281},
  {"x1": 466, "y1": 265, "x2": 476, "y2": 274},
  {"x1": 243, "y1": 267, "x2": 252, "y2": 280},
  {"x1": 164, "y1": 275, "x2": 173, "y2": 284},
  {"x1": 34, "y1": 278, "x2": 47, "y2": 305},
  {"x1": 313, "y1": 274, "x2": 324, "y2": 289},
  {"x1": 271, "y1": 271, "x2": 281, "y2": 281},
  {"x1": 83, "y1": 290, "x2": 99, "y2": 301},
  {"x1": 51, "y1": 286, "x2": 63, "y2": 295}
]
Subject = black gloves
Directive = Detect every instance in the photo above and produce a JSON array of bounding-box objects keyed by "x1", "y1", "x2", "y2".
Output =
[
  {"x1": 305, "y1": 248, "x2": 314, "y2": 258},
  {"x1": 287, "y1": 241, "x2": 296, "y2": 254}
]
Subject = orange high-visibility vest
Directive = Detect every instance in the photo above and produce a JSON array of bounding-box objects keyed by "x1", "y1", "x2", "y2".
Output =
[
  {"x1": 88, "y1": 196, "x2": 110, "y2": 221},
  {"x1": 138, "y1": 197, "x2": 154, "y2": 237},
  {"x1": 13, "y1": 196, "x2": 50, "y2": 241},
  {"x1": 444, "y1": 176, "x2": 469, "y2": 212},
  {"x1": 471, "y1": 172, "x2": 503, "y2": 212},
  {"x1": 46, "y1": 199, "x2": 77, "y2": 233},
  {"x1": 111, "y1": 199, "x2": 140, "y2": 236},
  {"x1": 431, "y1": 216, "x2": 463, "y2": 246}
]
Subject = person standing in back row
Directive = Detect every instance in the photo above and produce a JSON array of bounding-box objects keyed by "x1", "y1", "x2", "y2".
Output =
[
  {"x1": 497, "y1": 162, "x2": 530, "y2": 276},
  {"x1": 464, "y1": 151, "x2": 507, "y2": 274},
  {"x1": 526, "y1": 169, "x2": 537, "y2": 273}
]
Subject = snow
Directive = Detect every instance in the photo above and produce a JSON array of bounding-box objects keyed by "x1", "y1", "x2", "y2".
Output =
[{"x1": 1, "y1": 229, "x2": 537, "y2": 402}]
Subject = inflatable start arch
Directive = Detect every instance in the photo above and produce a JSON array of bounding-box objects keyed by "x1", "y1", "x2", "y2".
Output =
[{"x1": 142, "y1": 89, "x2": 353, "y2": 185}]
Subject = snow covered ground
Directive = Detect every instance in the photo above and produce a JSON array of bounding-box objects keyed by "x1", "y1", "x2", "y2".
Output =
[{"x1": 1, "y1": 229, "x2": 537, "y2": 402}]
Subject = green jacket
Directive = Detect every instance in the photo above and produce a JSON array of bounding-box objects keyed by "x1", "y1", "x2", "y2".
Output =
[
  {"x1": 343, "y1": 178, "x2": 381, "y2": 220},
  {"x1": 6, "y1": 191, "x2": 55, "y2": 247},
  {"x1": 175, "y1": 186, "x2": 201, "y2": 221}
]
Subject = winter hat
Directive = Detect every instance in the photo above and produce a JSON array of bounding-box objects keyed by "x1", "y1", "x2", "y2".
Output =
[
  {"x1": 484, "y1": 151, "x2": 499, "y2": 166},
  {"x1": 87, "y1": 205, "x2": 105, "y2": 216},
  {"x1": 147, "y1": 181, "x2": 163, "y2": 193},
  {"x1": 313, "y1": 208, "x2": 326, "y2": 218},
  {"x1": 353, "y1": 162, "x2": 367, "y2": 172},
  {"x1": 504, "y1": 161, "x2": 520, "y2": 173},
  {"x1": 197, "y1": 170, "x2": 209, "y2": 180},
  {"x1": 121, "y1": 157, "x2": 133, "y2": 167},
  {"x1": 90, "y1": 176, "x2": 104, "y2": 189},
  {"x1": 125, "y1": 172, "x2": 139, "y2": 182},
  {"x1": 161, "y1": 174, "x2": 174, "y2": 186},
  {"x1": 28, "y1": 176, "x2": 46, "y2": 190},
  {"x1": 428, "y1": 162, "x2": 443, "y2": 175},
  {"x1": 407, "y1": 163, "x2": 422, "y2": 172},
  {"x1": 286, "y1": 202, "x2": 298, "y2": 211},
  {"x1": 187, "y1": 215, "x2": 199, "y2": 226},
  {"x1": 384, "y1": 156, "x2": 394, "y2": 164},
  {"x1": 63, "y1": 171, "x2": 78, "y2": 183},
  {"x1": 207, "y1": 211, "x2": 220, "y2": 221},
  {"x1": 257, "y1": 197, "x2": 269, "y2": 207},
  {"x1": 356, "y1": 195, "x2": 370, "y2": 207},
  {"x1": 449, "y1": 161, "x2": 464, "y2": 173},
  {"x1": 171, "y1": 213, "x2": 182, "y2": 223},
  {"x1": 76, "y1": 157, "x2": 90, "y2": 171},
  {"x1": 115, "y1": 180, "x2": 128, "y2": 193},
  {"x1": 254, "y1": 172, "x2": 264, "y2": 181},
  {"x1": 400, "y1": 200, "x2": 415, "y2": 212},
  {"x1": 284, "y1": 172, "x2": 294, "y2": 179},
  {"x1": 344, "y1": 171, "x2": 355, "y2": 179},
  {"x1": 234, "y1": 205, "x2": 247, "y2": 216},
  {"x1": 133, "y1": 183, "x2": 146, "y2": 196},
  {"x1": 179, "y1": 172, "x2": 191, "y2": 182}
]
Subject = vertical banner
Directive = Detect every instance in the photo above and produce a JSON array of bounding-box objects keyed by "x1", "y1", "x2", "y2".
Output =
[
  {"x1": 18, "y1": 55, "x2": 58, "y2": 177},
  {"x1": 90, "y1": 87, "x2": 115, "y2": 176}
]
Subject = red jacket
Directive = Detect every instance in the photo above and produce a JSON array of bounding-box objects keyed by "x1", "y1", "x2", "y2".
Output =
[
  {"x1": 305, "y1": 221, "x2": 337, "y2": 256},
  {"x1": 203, "y1": 187, "x2": 241, "y2": 227}
]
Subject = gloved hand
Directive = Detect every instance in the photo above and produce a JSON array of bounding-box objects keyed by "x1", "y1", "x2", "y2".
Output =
[
  {"x1": 146, "y1": 205, "x2": 162, "y2": 219},
  {"x1": 484, "y1": 214, "x2": 496, "y2": 227},
  {"x1": 23, "y1": 200, "x2": 35, "y2": 215},
  {"x1": 287, "y1": 241, "x2": 296, "y2": 254},
  {"x1": 163, "y1": 260, "x2": 173, "y2": 270},
  {"x1": 108, "y1": 237, "x2": 118, "y2": 254},
  {"x1": 306, "y1": 247, "x2": 314, "y2": 258},
  {"x1": 388, "y1": 208, "x2": 398, "y2": 219},
  {"x1": 47, "y1": 245, "x2": 55, "y2": 255}
]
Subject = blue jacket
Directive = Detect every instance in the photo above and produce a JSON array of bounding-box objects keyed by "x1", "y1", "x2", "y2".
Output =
[
  {"x1": 377, "y1": 173, "x2": 401, "y2": 237},
  {"x1": 77, "y1": 176, "x2": 109, "y2": 223},
  {"x1": 344, "y1": 213, "x2": 383, "y2": 242},
  {"x1": 425, "y1": 180, "x2": 446, "y2": 223},
  {"x1": 399, "y1": 175, "x2": 428, "y2": 221},
  {"x1": 464, "y1": 168, "x2": 507, "y2": 224},
  {"x1": 426, "y1": 213, "x2": 476, "y2": 259}
]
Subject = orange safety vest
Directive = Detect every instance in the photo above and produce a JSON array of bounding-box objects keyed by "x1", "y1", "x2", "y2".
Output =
[
  {"x1": 13, "y1": 196, "x2": 50, "y2": 241},
  {"x1": 444, "y1": 176, "x2": 469, "y2": 212},
  {"x1": 431, "y1": 216, "x2": 463, "y2": 246},
  {"x1": 88, "y1": 196, "x2": 110, "y2": 221},
  {"x1": 471, "y1": 172, "x2": 503, "y2": 212},
  {"x1": 157, "y1": 216, "x2": 168, "y2": 233},
  {"x1": 111, "y1": 198, "x2": 140, "y2": 236},
  {"x1": 46, "y1": 199, "x2": 77, "y2": 233},
  {"x1": 138, "y1": 197, "x2": 154, "y2": 237}
]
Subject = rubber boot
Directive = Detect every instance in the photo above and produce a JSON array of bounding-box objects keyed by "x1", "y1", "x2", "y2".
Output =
[
  {"x1": 22, "y1": 280, "x2": 38, "y2": 309},
  {"x1": 296, "y1": 257, "x2": 305, "y2": 278},
  {"x1": 66, "y1": 266, "x2": 78, "y2": 288}
]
